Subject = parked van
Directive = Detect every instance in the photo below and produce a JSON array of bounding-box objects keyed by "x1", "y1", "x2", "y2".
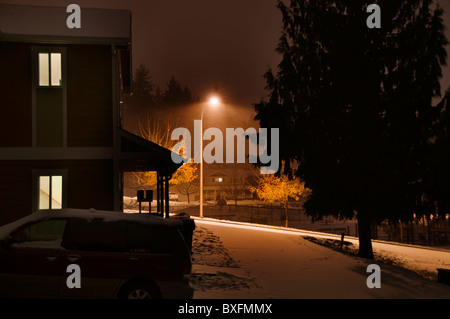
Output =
[{"x1": 0, "y1": 208, "x2": 194, "y2": 299}]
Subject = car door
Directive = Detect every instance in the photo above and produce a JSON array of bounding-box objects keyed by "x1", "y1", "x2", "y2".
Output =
[
  {"x1": 59, "y1": 218, "x2": 128, "y2": 298},
  {"x1": 0, "y1": 218, "x2": 68, "y2": 298},
  {"x1": 125, "y1": 222, "x2": 178, "y2": 279}
]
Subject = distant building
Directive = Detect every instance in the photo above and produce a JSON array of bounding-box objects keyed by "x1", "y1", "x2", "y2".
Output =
[
  {"x1": 0, "y1": 4, "x2": 181, "y2": 225},
  {"x1": 202, "y1": 163, "x2": 259, "y2": 203}
]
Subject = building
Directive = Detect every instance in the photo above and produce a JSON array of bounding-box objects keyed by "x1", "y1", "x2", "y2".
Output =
[
  {"x1": 0, "y1": 4, "x2": 181, "y2": 226},
  {"x1": 202, "y1": 163, "x2": 259, "y2": 203}
]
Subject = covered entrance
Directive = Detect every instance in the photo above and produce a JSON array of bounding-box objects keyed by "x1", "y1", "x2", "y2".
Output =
[{"x1": 117, "y1": 128, "x2": 183, "y2": 217}]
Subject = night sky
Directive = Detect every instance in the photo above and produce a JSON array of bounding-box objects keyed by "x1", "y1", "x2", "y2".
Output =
[
  {"x1": 1, "y1": 0, "x2": 450, "y2": 116},
  {"x1": 0, "y1": 0, "x2": 281, "y2": 108}
]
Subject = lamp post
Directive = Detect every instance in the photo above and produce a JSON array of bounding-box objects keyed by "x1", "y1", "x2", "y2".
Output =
[{"x1": 199, "y1": 95, "x2": 220, "y2": 218}]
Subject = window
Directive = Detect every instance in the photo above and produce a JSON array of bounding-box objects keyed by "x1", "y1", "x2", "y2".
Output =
[
  {"x1": 38, "y1": 53, "x2": 62, "y2": 87},
  {"x1": 39, "y1": 175, "x2": 63, "y2": 210},
  {"x1": 63, "y1": 219, "x2": 127, "y2": 252},
  {"x1": 34, "y1": 48, "x2": 65, "y2": 147},
  {"x1": 10, "y1": 219, "x2": 67, "y2": 249},
  {"x1": 32, "y1": 170, "x2": 67, "y2": 212},
  {"x1": 214, "y1": 177, "x2": 223, "y2": 183}
]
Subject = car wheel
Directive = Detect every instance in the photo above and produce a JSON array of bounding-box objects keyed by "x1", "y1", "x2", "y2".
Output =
[{"x1": 120, "y1": 282, "x2": 161, "y2": 299}]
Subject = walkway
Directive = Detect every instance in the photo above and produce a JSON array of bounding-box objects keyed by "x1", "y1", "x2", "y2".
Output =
[{"x1": 191, "y1": 218, "x2": 450, "y2": 299}]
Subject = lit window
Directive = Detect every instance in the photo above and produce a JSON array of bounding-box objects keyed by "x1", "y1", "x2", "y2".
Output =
[
  {"x1": 38, "y1": 53, "x2": 49, "y2": 86},
  {"x1": 214, "y1": 177, "x2": 223, "y2": 183},
  {"x1": 39, "y1": 175, "x2": 63, "y2": 210},
  {"x1": 39, "y1": 53, "x2": 62, "y2": 87}
]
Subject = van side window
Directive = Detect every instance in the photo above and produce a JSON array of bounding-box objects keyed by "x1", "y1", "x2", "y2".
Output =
[
  {"x1": 10, "y1": 219, "x2": 67, "y2": 249},
  {"x1": 63, "y1": 218, "x2": 126, "y2": 252},
  {"x1": 126, "y1": 222, "x2": 175, "y2": 254}
]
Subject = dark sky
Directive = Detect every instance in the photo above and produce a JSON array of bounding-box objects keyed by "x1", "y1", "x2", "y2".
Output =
[
  {"x1": 2, "y1": 0, "x2": 450, "y2": 112},
  {"x1": 0, "y1": 0, "x2": 282, "y2": 109}
]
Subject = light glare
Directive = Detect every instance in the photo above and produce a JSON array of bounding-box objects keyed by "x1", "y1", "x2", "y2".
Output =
[{"x1": 209, "y1": 96, "x2": 220, "y2": 107}]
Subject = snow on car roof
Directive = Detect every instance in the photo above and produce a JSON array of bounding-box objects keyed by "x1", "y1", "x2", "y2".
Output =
[{"x1": 0, "y1": 208, "x2": 184, "y2": 239}]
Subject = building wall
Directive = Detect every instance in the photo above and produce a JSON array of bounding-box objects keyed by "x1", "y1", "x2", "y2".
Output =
[
  {"x1": 0, "y1": 42, "x2": 116, "y2": 226},
  {"x1": 0, "y1": 41, "x2": 113, "y2": 148},
  {"x1": 0, "y1": 160, "x2": 114, "y2": 226},
  {"x1": 67, "y1": 44, "x2": 113, "y2": 147},
  {"x1": 0, "y1": 41, "x2": 32, "y2": 147}
]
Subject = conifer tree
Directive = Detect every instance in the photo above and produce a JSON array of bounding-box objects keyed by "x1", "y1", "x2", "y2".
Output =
[{"x1": 254, "y1": 0, "x2": 447, "y2": 258}]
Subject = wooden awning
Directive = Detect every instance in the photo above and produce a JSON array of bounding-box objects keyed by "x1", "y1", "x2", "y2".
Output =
[{"x1": 118, "y1": 128, "x2": 182, "y2": 176}]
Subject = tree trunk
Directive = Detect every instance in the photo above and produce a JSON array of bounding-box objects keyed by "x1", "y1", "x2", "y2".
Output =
[
  {"x1": 187, "y1": 194, "x2": 190, "y2": 204},
  {"x1": 285, "y1": 203, "x2": 288, "y2": 227},
  {"x1": 357, "y1": 213, "x2": 374, "y2": 259}
]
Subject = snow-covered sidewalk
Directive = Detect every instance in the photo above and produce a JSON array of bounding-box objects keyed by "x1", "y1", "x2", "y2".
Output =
[{"x1": 190, "y1": 218, "x2": 450, "y2": 299}]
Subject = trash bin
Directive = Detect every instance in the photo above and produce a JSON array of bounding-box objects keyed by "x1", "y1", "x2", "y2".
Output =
[{"x1": 172, "y1": 212, "x2": 195, "y2": 253}]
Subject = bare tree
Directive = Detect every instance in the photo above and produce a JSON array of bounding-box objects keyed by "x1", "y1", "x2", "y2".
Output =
[
  {"x1": 222, "y1": 176, "x2": 249, "y2": 206},
  {"x1": 131, "y1": 113, "x2": 198, "y2": 204},
  {"x1": 175, "y1": 178, "x2": 198, "y2": 204},
  {"x1": 130, "y1": 114, "x2": 178, "y2": 189}
]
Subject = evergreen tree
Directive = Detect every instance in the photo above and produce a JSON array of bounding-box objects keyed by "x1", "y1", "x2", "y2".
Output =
[
  {"x1": 162, "y1": 76, "x2": 198, "y2": 107},
  {"x1": 254, "y1": 0, "x2": 447, "y2": 258},
  {"x1": 425, "y1": 89, "x2": 450, "y2": 217},
  {"x1": 124, "y1": 66, "x2": 198, "y2": 128},
  {"x1": 132, "y1": 64, "x2": 153, "y2": 106}
]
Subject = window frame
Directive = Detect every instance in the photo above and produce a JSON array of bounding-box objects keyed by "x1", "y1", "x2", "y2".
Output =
[
  {"x1": 32, "y1": 169, "x2": 68, "y2": 212},
  {"x1": 36, "y1": 50, "x2": 64, "y2": 88},
  {"x1": 31, "y1": 47, "x2": 67, "y2": 148}
]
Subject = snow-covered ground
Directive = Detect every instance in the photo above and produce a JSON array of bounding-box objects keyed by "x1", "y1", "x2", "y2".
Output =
[
  {"x1": 123, "y1": 197, "x2": 450, "y2": 298},
  {"x1": 190, "y1": 218, "x2": 450, "y2": 299}
]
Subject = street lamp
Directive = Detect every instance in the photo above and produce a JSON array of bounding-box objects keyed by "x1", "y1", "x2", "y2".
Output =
[{"x1": 199, "y1": 95, "x2": 221, "y2": 218}]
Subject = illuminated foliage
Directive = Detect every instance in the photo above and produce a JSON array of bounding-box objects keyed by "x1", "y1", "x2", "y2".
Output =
[{"x1": 252, "y1": 169, "x2": 307, "y2": 227}]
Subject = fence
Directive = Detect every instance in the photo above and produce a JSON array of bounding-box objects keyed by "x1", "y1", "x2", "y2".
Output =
[
  {"x1": 178, "y1": 204, "x2": 450, "y2": 248},
  {"x1": 180, "y1": 204, "x2": 358, "y2": 236},
  {"x1": 379, "y1": 218, "x2": 450, "y2": 247}
]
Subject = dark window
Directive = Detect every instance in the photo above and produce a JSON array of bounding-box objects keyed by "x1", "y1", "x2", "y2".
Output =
[
  {"x1": 10, "y1": 219, "x2": 67, "y2": 249},
  {"x1": 63, "y1": 218, "x2": 126, "y2": 252},
  {"x1": 126, "y1": 222, "x2": 175, "y2": 254}
]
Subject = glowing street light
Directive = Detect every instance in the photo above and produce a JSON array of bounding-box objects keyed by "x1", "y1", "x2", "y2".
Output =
[
  {"x1": 199, "y1": 95, "x2": 221, "y2": 218},
  {"x1": 209, "y1": 96, "x2": 220, "y2": 107}
]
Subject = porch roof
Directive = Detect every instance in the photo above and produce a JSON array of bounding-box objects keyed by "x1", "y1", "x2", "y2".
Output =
[{"x1": 118, "y1": 128, "x2": 183, "y2": 176}]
